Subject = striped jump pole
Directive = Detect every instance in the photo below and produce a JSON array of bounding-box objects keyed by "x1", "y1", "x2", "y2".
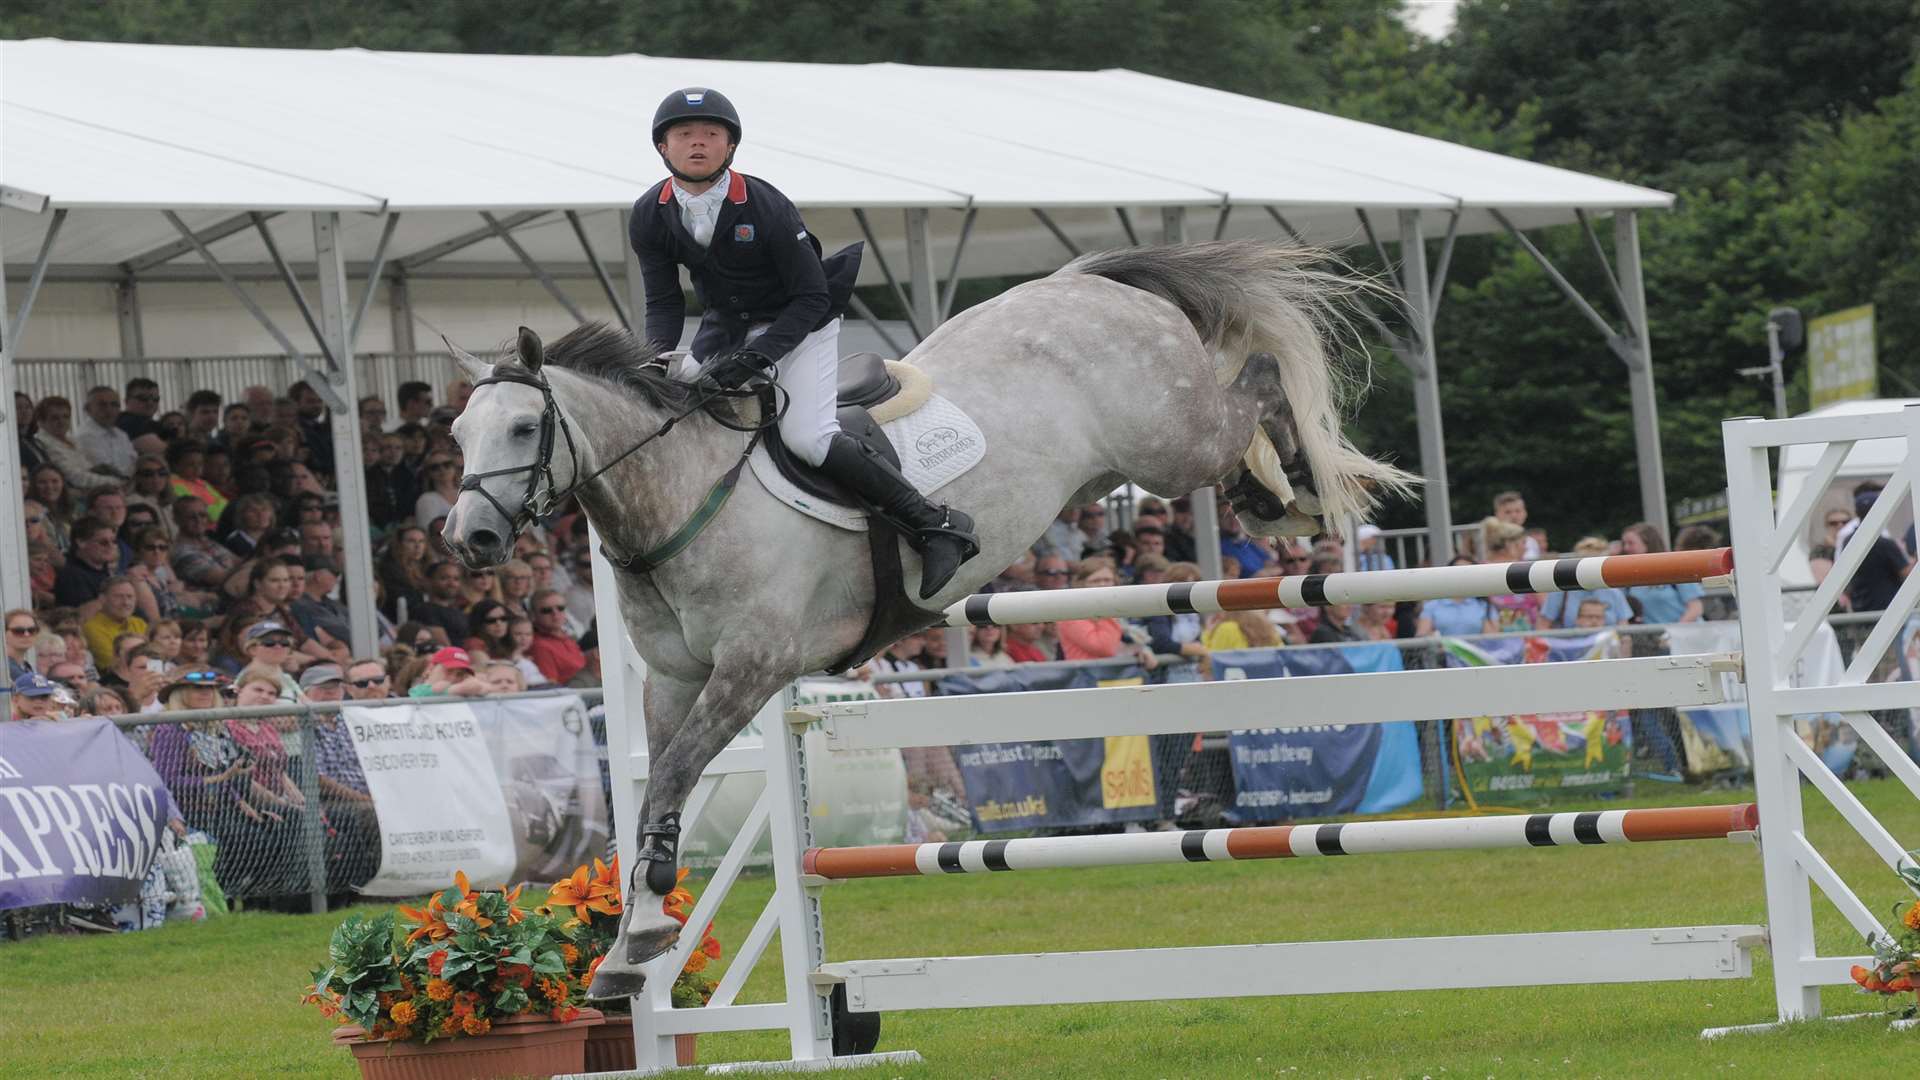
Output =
[
  {"x1": 949, "y1": 547, "x2": 1733, "y2": 627},
  {"x1": 802, "y1": 803, "x2": 1758, "y2": 880}
]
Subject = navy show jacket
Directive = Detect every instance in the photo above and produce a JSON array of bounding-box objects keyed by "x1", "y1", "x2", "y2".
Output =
[{"x1": 628, "y1": 171, "x2": 862, "y2": 362}]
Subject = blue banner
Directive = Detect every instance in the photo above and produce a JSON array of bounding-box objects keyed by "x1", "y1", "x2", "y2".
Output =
[
  {"x1": 1209, "y1": 643, "x2": 1424, "y2": 822},
  {"x1": 0, "y1": 718, "x2": 180, "y2": 911},
  {"x1": 941, "y1": 665, "x2": 1166, "y2": 832}
]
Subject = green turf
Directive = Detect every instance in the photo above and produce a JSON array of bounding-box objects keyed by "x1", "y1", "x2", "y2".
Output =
[{"x1": 3, "y1": 782, "x2": 1915, "y2": 1078}]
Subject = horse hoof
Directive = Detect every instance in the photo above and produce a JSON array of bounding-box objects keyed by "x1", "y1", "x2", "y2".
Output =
[
  {"x1": 586, "y1": 960, "x2": 648, "y2": 1000},
  {"x1": 622, "y1": 914, "x2": 682, "y2": 965}
]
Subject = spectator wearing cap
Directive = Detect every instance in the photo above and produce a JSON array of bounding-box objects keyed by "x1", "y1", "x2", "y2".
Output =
[
  {"x1": 81, "y1": 577, "x2": 149, "y2": 670},
  {"x1": 407, "y1": 646, "x2": 486, "y2": 698},
  {"x1": 1354, "y1": 524, "x2": 1396, "y2": 571},
  {"x1": 1841, "y1": 482, "x2": 1915, "y2": 613},
  {"x1": 9, "y1": 671, "x2": 66, "y2": 720},
  {"x1": 233, "y1": 621, "x2": 304, "y2": 699},
  {"x1": 75, "y1": 385, "x2": 138, "y2": 479},
  {"x1": 527, "y1": 591, "x2": 587, "y2": 686}
]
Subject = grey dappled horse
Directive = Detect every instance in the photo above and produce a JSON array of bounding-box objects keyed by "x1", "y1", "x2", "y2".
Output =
[{"x1": 439, "y1": 241, "x2": 1413, "y2": 997}]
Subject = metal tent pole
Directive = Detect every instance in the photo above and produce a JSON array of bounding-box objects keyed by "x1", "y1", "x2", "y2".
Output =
[
  {"x1": 313, "y1": 212, "x2": 379, "y2": 656},
  {"x1": 0, "y1": 206, "x2": 29, "y2": 616},
  {"x1": 1615, "y1": 211, "x2": 1670, "y2": 539},
  {"x1": 1398, "y1": 210, "x2": 1453, "y2": 564}
]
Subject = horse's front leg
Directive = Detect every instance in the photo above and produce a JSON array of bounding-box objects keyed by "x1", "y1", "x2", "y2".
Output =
[{"x1": 587, "y1": 660, "x2": 791, "y2": 999}]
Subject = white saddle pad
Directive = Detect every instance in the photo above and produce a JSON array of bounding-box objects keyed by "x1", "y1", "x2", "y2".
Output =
[{"x1": 750, "y1": 392, "x2": 987, "y2": 531}]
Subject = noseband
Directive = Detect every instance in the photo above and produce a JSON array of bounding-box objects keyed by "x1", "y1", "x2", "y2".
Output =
[
  {"x1": 459, "y1": 369, "x2": 579, "y2": 534},
  {"x1": 457, "y1": 365, "x2": 779, "y2": 573}
]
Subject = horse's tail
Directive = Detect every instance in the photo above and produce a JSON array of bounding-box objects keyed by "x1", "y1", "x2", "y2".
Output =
[{"x1": 1060, "y1": 239, "x2": 1416, "y2": 526}]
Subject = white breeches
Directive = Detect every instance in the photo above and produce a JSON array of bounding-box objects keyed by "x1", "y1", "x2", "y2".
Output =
[
  {"x1": 749, "y1": 318, "x2": 842, "y2": 467},
  {"x1": 665, "y1": 318, "x2": 843, "y2": 467}
]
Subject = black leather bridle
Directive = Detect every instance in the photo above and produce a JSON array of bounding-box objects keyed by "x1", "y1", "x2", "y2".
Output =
[{"x1": 456, "y1": 364, "x2": 781, "y2": 571}]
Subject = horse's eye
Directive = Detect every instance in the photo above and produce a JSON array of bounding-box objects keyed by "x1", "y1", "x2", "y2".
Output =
[{"x1": 512, "y1": 421, "x2": 538, "y2": 438}]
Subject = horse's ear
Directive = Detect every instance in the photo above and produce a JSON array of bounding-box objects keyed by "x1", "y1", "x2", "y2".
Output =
[
  {"x1": 517, "y1": 326, "x2": 544, "y2": 373},
  {"x1": 442, "y1": 336, "x2": 491, "y2": 382}
]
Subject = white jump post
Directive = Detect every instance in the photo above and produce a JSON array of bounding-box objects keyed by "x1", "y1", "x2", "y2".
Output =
[{"x1": 585, "y1": 408, "x2": 1920, "y2": 1071}]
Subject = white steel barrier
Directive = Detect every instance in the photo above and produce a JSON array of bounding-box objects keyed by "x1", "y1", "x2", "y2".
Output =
[{"x1": 578, "y1": 407, "x2": 1920, "y2": 1072}]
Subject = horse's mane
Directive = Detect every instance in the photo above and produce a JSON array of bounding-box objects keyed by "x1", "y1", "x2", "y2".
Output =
[{"x1": 497, "y1": 321, "x2": 704, "y2": 413}]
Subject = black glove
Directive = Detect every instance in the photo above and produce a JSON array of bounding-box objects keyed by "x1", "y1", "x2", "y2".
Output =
[{"x1": 699, "y1": 347, "x2": 777, "y2": 389}]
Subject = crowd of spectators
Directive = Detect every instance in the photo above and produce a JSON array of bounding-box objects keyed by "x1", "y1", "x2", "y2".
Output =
[{"x1": 6, "y1": 374, "x2": 611, "y2": 922}]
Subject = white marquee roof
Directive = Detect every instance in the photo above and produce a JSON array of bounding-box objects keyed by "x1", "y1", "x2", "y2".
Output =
[{"x1": 0, "y1": 38, "x2": 1673, "y2": 281}]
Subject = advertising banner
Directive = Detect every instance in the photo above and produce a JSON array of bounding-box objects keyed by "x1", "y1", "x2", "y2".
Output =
[
  {"x1": 943, "y1": 666, "x2": 1165, "y2": 832},
  {"x1": 0, "y1": 719, "x2": 180, "y2": 911},
  {"x1": 1807, "y1": 304, "x2": 1877, "y2": 409},
  {"x1": 1443, "y1": 633, "x2": 1633, "y2": 799},
  {"x1": 1209, "y1": 643, "x2": 1424, "y2": 822},
  {"x1": 347, "y1": 702, "x2": 517, "y2": 895}
]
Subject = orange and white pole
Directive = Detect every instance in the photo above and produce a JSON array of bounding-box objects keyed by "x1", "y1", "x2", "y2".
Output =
[
  {"x1": 803, "y1": 803, "x2": 1758, "y2": 880},
  {"x1": 947, "y1": 547, "x2": 1732, "y2": 627}
]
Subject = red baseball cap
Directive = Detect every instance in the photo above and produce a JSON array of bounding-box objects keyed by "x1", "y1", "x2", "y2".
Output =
[{"x1": 430, "y1": 646, "x2": 473, "y2": 672}]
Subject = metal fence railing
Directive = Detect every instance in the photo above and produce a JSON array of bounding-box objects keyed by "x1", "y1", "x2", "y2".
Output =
[{"x1": 15, "y1": 352, "x2": 462, "y2": 417}]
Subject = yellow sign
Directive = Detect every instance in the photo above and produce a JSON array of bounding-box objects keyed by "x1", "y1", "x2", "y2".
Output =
[
  {"x1": 1100, "y1": 735, "x2": 1158, "y2": 809},
  {"x1": 1807, "y1": 305, "x2": 1877, "y2": 409}
]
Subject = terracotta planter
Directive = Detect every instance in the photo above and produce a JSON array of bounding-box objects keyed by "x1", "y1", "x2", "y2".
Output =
[
  {"x1": 332, "y1": 1007, "x2": 603, "y2": 1080},
  {"x1": 582, "y1": 1014, "x2": 696, "y2": 1071}
]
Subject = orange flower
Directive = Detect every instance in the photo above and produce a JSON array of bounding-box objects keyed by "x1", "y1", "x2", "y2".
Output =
[
  {"x1": 439, "y1": 1017, "x2": 459, "y2": 1037},
  {"x1": 551, "y1": 1005, "x2": 580, "y2": 1024},
  {"x1": 587, "y1": 955, "x2": 605, "y2": 983},
  {"x1": 560, "y1": 943, "x2": 580, "y2": 965},
  {"x1": 547, "y1": 863, "x2": 612, "y2": 923},
  {"x1": 701, "y1": 936, "x2": 722, "y2": 960},
  {"x1": 425, "y1": 979, "x2": 453, "y2": 1002},
  {"x1": 542, "y1": 977, "x2": 570, "y2": 1004},
  {"x1": 462, "y1": 1015, "x2": 491, "y2": 1037},
  {"x1": 389, "y1": 1026, "x2": 412, "y2": 1041},
  {"x1": 590, "y1": 857, "x2": 624, "y2": 914},
  {"x1": 1853, "y1": 964, "x2": 1872, "y2": 987},
  {"x1": 390, "y1": 1000, "x2": 418, "y2": 1025},
  {"x1": 683, "y1": 950, "x2": 710, "y2": 975},
  {"x1": 451, "y1": 998, "x2": 474, "y2": 1020},
  {"x1": 662, "y1": 865, "x2": 694, "y2": 912},
  {"x1": 426, "y1": 950, "x2": 448, "y2": 975},
  {"x1": 1905, "y1": 902, "x2": 1920, "y2": 931},
  {"x1": 400, "y1": 893, "x2": 453, "y2": 946}
]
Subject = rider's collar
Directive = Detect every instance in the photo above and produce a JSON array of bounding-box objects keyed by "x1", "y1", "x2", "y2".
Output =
[{"x1": 657, "y1": 170, "x2": 748, "y2": 205}]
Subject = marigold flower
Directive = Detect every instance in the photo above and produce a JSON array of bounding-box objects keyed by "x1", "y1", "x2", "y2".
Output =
[
  {"x1": 426, "y1": 979, "x2": 454, "y2": 1002},
  {"x1": 390, "y1": 1001, "x2": 418, "y2": 1025},
  {"x1": 684, "y1": 950, "x2": 710, "y2": 975},
  {"x1": 390, "y1": 1026, "x2": 412, "y2": 1041},
  {"x1": 1905, "y1": 902, "x2": 1920, "y2": 931},
  {"x1": 551, "y1": 1005, "x2": 580, "y2": 1024},
  {"x1": 427, "y1": 950, "x2": 448, "y2": 975},
  {"x1": 542, "y1": 977, "x2": 570, "y2": 1004},
  {"x1": 439, "y1": 1017, "x2": 459, "y2": 1036},
  {"x1": 462, "y1": 1015, "x2": 491, "y2": 1037},
  {"x1": 561, "y1": 943, "x2": 581, "y2": 965},
  {"x1": 702, "y1": 936, "x2": 723, "y2": 960}
]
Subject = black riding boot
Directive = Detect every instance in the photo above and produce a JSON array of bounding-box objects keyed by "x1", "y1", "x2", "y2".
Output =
[{"x1": 818, "y1": 433, "x2": 979, "y2": 599}]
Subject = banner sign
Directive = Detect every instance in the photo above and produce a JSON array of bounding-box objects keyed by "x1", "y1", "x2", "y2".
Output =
[
  {"x1": 1668, "y1": 621, "x2": 1851, "y2": 777},
  {"x1": 1443, "y1": 634, "x2": 1633, "y2": 799},
  {"x1": 0, "y1": 719, "x2": 180, "y2": 911},
  {"x1": 1807, "y1": 304, "x2": 1877, "y2": 409},
  {"x1": 943, "y1": 666, "x2": 1164, "y2": 833},
  {"x1": 1209, "y1": 643, "x2": 1424, "y2": 822},
  {"x1": 476, "y1": 695, "x2": 609, "y2": 886},
  {"x1": 349, "y1": 701, "x2": 518, "y2": 895}
]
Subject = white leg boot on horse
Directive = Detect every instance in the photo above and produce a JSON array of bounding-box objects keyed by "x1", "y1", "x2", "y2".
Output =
[{"x1": 436, "y1": 241, "x2": 1414, "y2": 999}]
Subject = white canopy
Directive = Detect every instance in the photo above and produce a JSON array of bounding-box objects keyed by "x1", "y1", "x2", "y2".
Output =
[{"x1": 1, "y1": 38, "x2": 1672, "y2": 280}]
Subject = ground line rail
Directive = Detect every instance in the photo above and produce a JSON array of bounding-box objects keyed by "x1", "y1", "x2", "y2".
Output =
[
  {"x1": 948, "y1": 547, "x2": 1733, "y2": 627},
  {"x1": 803, "y1": 803, "x2": 1759, "y2": 880}
]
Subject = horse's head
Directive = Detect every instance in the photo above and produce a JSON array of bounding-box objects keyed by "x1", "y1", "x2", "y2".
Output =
[{"x1": 442, "y1": 326, "x2": 578, "y2": 568}]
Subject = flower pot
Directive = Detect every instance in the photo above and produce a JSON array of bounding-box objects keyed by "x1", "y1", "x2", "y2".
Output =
[
  {"x1": 582, "y1": 1014, "x2": 696, "y2": 1070},
  {"x1": 332, "y1": 1007, "x2": 603, "y2": 1080}
]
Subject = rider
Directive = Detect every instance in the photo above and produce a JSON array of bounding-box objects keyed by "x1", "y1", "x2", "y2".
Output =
[{"x1": 628, "y1": 87, "x2": 979, "y2": 600}]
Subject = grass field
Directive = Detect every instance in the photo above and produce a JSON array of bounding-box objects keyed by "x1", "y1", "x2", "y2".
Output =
[{"x1": 4, "y1": 780, "x2": 1916, "y2": 1079}]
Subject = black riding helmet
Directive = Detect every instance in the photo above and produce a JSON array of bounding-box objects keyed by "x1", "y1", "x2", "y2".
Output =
[{"x1": 652, "y1": 87, "x2": 741, "y2": 184}]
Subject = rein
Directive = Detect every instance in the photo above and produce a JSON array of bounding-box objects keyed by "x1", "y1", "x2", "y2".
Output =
[{"x1": 459, "y1": 367, "x2": 782, "y2": 574}]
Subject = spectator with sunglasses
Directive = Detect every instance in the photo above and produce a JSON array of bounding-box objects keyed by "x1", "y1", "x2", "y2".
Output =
[
  {"x1": 127, "y1": 453, "x2": 175, "y2": 536},
  {"x1": 527, "y1": 590, "x2": 588, "y2": 686},
  {"x1": 5, "y1": 609, "x2": 40, "y2": 681},
  {"x1": 116, "y1": 378, "x2": 163, "y2": 440},
  {"x1": 343, "y1": 657, "x2": 393, "y2": 701},
  {"x1": 465, "y1": 600, "x2": 514, "y2": 659}
]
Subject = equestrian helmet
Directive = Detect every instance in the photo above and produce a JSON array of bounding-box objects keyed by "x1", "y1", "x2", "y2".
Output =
[{"x1": 652, "y1": 87, "x2": 742, "y2": 146}]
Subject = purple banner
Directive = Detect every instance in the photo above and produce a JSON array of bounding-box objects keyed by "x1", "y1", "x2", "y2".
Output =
[{"x1": 0, "y1": 718, "x2": 180, "y2": 911}]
